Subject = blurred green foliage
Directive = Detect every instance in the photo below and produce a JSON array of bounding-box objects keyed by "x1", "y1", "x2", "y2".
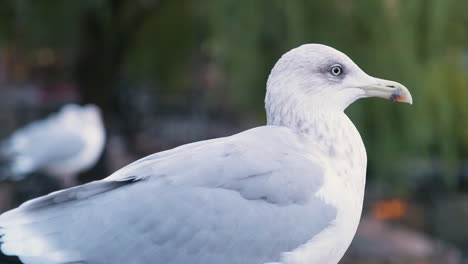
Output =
[{"x1": 0, "y1": 0, "x2": 467, "y2": 186}]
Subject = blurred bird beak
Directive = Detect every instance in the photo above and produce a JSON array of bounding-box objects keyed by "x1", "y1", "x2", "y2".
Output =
[{"x1": 359, "y1": 77, "x2": 413, "y2": 104}]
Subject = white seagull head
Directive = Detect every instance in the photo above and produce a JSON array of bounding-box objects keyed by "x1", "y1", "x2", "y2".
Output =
[{"x1": 265, "y1": 44, "x2": 412, "y2": 124}]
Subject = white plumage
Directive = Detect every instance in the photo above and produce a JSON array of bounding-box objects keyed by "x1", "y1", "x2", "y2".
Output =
[
  {"x1": 0, "y1": 44, "x2": 411, "y2": 264},
  {"x1": 0, "y1": 104, "x2": 105, "y2": 185}
]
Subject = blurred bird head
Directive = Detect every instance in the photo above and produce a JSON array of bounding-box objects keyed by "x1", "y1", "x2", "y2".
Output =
[{"x1": 82, "y1": 104, "x2": 103, "y2": 124}]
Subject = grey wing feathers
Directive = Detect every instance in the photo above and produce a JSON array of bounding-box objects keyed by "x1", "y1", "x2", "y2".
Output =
[
  {"x1": 0, "y1": 178, "x2": 139, "y2": 264},
  {"x1": 12, "y1": 178, "x2": 137, "y2": 213}
]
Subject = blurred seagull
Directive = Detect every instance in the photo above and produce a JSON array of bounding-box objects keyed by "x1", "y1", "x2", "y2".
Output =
[
  {"x1": 0, "y1": 44, "x2": 411, "y2": 264},
  {"x1": 0, "y1": 104, "x2": 105, "y2": 187}
]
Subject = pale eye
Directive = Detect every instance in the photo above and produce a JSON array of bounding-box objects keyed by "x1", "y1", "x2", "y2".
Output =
[{"x1": 330, "y1": 65, "x2": 343, "y2": 76}]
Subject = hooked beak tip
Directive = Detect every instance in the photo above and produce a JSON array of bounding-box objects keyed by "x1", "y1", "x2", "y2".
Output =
[{"x1": 390, "y1": 88, "x2": 413, "y2": 105}]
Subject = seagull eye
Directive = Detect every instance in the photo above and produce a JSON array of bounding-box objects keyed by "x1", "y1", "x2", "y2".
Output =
[{"x1": 330, "y1": 65, "x2": 343, "y2": 76}]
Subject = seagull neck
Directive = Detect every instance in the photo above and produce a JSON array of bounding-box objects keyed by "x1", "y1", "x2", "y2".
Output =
[
  {"x1": 266, "y1": 96, "x2": 346, "y2": 135},
  {"x1": 267, "y1": 98, "x2": 367, "y2": 199}
]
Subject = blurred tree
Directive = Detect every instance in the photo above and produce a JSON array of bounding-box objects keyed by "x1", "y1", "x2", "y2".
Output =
[{"x1": 0, "y1": 0, "x2": 199, "y2": 134}]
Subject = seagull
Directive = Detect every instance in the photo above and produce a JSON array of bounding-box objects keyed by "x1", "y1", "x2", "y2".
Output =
[
  {"x1": 0, "y1": 104, "x2": 105, "y2": 187},
  {"x1": 0, "y1": 44, "x2": 412, "y2": 264}
]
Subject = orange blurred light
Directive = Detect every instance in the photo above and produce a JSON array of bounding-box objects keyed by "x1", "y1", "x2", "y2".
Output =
[{"x1": 372, "y1": 198, "x2": 407, "y2": 220}]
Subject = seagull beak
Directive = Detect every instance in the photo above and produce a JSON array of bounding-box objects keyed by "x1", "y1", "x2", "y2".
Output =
[{"x1": 358, "y1": 77, "x2": 413, "y2": 104}]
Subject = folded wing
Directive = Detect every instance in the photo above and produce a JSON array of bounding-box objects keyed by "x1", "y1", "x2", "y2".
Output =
[{"x1": 0, "y1": 126, "x2": 336, "y2": 264}]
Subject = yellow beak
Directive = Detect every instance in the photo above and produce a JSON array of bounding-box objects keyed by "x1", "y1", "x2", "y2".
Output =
[{"x1": 359, "y1": 77, "x2": 412, "y2": 104}]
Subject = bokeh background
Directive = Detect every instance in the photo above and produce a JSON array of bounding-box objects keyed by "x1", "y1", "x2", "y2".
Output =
[{"x1": 0, "y1": 0, "x2": 467, "y2": 263}]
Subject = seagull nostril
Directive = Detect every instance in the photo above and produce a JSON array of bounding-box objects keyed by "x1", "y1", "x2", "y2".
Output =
[{"x1": 386, "y1": 85, "x2": 396, "y2": 88}]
